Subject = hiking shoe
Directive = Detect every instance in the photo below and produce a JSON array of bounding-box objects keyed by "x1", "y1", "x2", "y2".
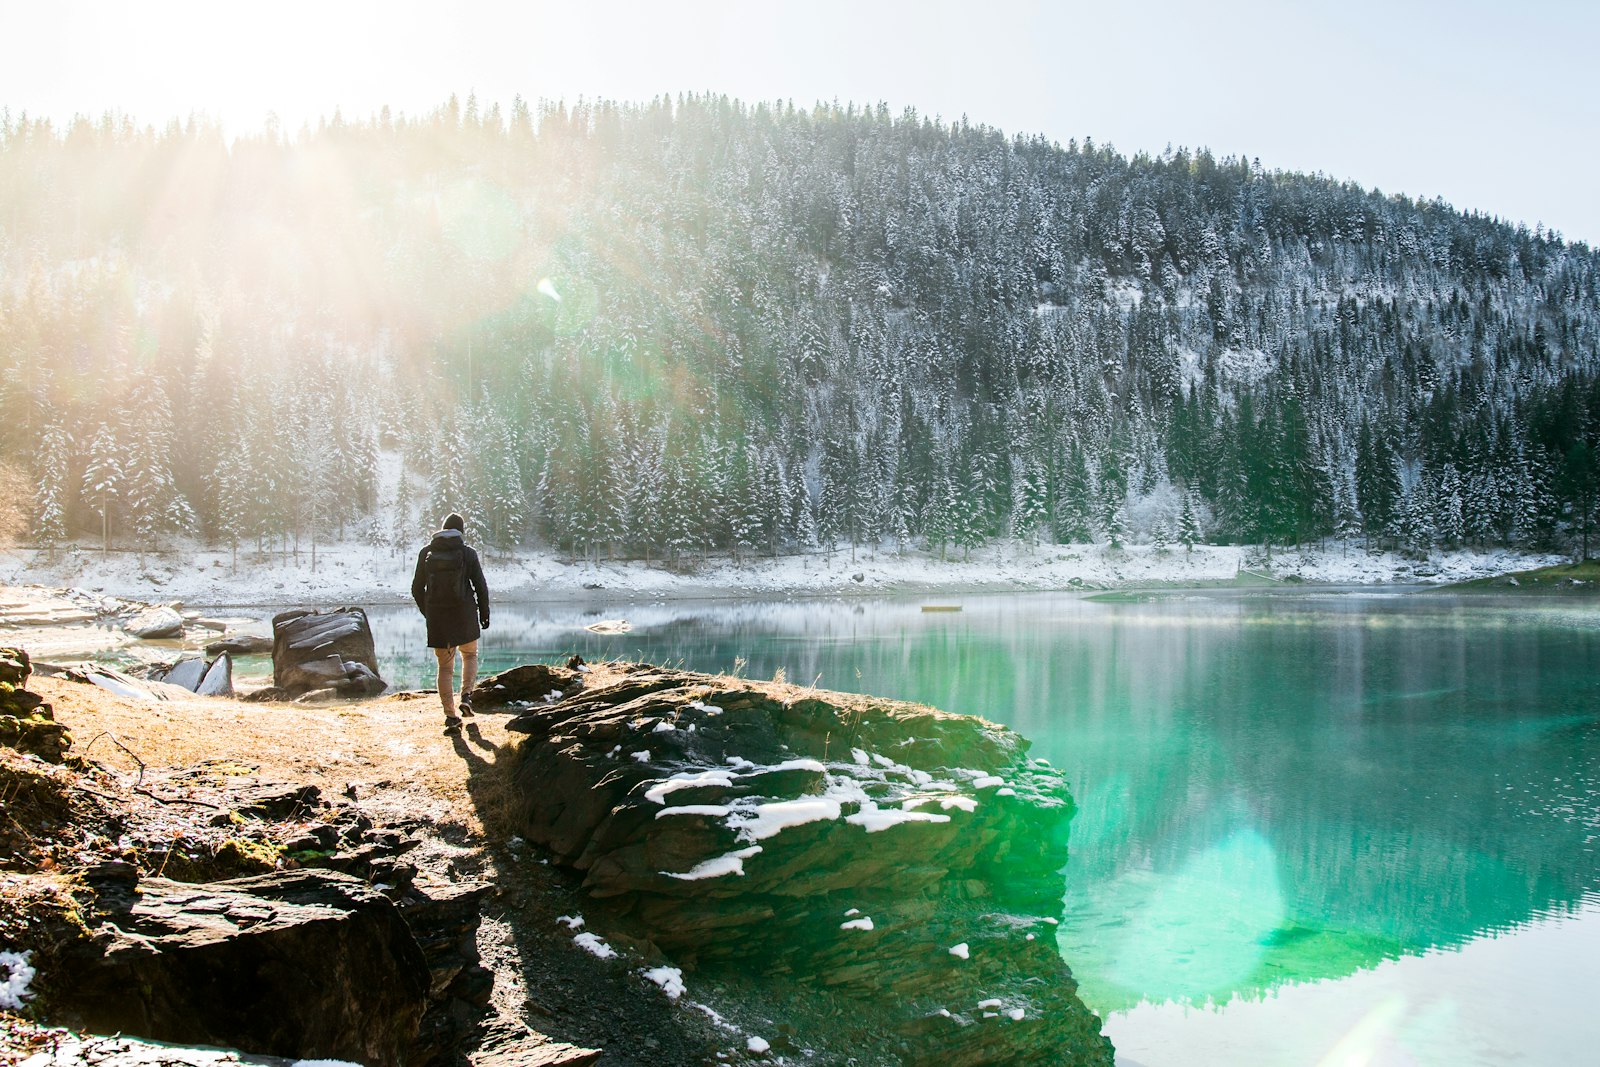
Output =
[
  {"x1": 443, "y1": 716, "x2": 463, "y2": 734},
  {"x1": 459, "y1": 699, "x2": 474, "y2": 717}
]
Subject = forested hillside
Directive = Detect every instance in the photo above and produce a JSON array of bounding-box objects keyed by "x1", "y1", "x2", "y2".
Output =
[{"x1": 3, "y1": 94, "x2": 1599, "y2": 562}]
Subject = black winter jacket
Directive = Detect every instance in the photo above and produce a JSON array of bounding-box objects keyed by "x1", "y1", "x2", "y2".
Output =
[{"x1": 411, "y1": 529, "x2": 491, "y2": 649}]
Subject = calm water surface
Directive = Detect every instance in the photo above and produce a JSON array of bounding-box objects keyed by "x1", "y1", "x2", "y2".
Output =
[{"x1": 355, "y1": 590, "x2": 1600, "y2": 1066}]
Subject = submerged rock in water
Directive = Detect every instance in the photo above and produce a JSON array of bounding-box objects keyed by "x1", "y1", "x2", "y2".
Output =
[
  {"x1": 205, "y1": 633, "x2": 274, "y2": 656},
  {"x1": 500, "y1": 664, "x2": 1113, "y2": 1066},
  {"x1": 271, "y1": 608, "x2": 386, "y2": 698}
]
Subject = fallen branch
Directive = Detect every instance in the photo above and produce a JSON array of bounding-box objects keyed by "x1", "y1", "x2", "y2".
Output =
[
  {"x1": 79, "y1": 731, "x2": 148, "y2": 789},
  {"x1": 133, "y1": 787, "x2": 222, "y2": 810}
]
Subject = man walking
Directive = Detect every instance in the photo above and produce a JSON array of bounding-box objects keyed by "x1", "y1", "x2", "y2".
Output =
[{"x1": 411, "y1": 512, "x2": 490, "y2": 732}]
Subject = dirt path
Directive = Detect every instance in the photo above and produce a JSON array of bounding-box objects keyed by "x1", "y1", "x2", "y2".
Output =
[{"x1": 32, "y1": 678, "x2": 515, "y2": 830}]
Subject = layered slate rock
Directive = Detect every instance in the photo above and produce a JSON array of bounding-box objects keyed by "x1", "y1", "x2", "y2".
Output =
[
  {"x1": 271, "y1": 608, "x2": 385, "y2": 698},
  {"x1": 502, "y1": 665, "x2": 1113, "y2": 1066}
]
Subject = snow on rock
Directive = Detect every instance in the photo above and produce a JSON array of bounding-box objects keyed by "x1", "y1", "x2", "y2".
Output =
[
  {"x1": 1008, "y1": 1007, "x2": 1026, "y2": 1021},
  {"x1": 846, "y1": 802, "x2": 951, "y2": 833},
  {"x1": 747, "y1": 1036, "x2": 770, "y2": 1054},
  {"x1": 630, "y1": 750, "x2": 651, "y2": 762},
  {"x1": 841, "y1": 916, "x2": 875, "y2": 931},
  {"x1": 556, "y1": 914, "x2": 585, "y2": 930},
  {"x1": 645, "y1": 769, "x2": 737, "y2": 804},
  {"x1": 655, "y1": 804, "x2": 733, "y2": 819},
  {"x1": 643, "y1": 965, "x2": 686, "y2": 1000},
  {"x1": 852, "y1": 747, "x2": 872, "y2": 765},
  {"x1": 972, "y1": 775, "x2": 1005, "y2": 790},
  {"x1": 732, "y1": 797, "x2": 843, "y2": 841},
  {"x1": 949, "y1": 943, "x2": 970, "y2": 960},
  {"x1": 651, "y1": 720, "x2": 677, "y2": 733},
  {"x1": 978, "y1": 999, "x2": 1002, "y2": 1009},
  {"x1": 664, "y1": 845, "x2": 763, "y2": 881}
]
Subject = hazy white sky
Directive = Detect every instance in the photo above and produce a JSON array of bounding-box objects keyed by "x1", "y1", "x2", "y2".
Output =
[{"x1": 4, "y1": 0, "x2": 1597, "y2": 243}]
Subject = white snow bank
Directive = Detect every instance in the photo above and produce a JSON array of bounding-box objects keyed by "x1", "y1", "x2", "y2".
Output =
[
  {"x1": 1007, "y1": 1007, "x2": 1026, "y2": 1020},
  {"x1": 949, "y1": 943, "x2": 970, "y2": 960},
  {"x1": 651, "y1": 720, "x2": 677, "y2": 733},
  {"x1": 643, "y1": 965, "x2": 686, "y2": 1000},
  {"x1": 978, "y1": 998, "x2": 1002, "y2": 1009},
  {"x1": 556, "y1": 914, "x2": 584, "y2": 930},
  {"x1": 2, "y1": 537, "x2": 1564, "y2": 610},
  {"x1": 747, "y1": 1036, "x2": 770, "y2": 1054},
  {"x1": 630, "y1": 750, "x2": 651, "y2": 762},
  {"x1": 840, "y1": 916, "x2": 875, "y2": 931}
]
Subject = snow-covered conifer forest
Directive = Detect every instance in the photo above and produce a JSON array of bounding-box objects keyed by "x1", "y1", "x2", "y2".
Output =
[{"x1": 3, "y1": 94, "x2": 1598, "y2": 564}]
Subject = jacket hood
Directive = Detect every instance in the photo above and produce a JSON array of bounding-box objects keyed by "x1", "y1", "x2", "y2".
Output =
[{"x1": 429, "y1": 529, "x2": 465, "y2": 549}]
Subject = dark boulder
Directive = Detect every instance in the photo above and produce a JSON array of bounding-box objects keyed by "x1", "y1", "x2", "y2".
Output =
[
  {"x1": 470, "y1": 662, "x2": 581, "y2": 709},
  {"x1": 504, "y1": 666, "x2": 1113, "y2": 1066},
  {"x1": 271, "y1": 608, "x2": 386, "y2": 698}
]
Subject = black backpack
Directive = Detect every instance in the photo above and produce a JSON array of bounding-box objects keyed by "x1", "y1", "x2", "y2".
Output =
[{"x1": 424, "y1": 545, "x2": 469, "y2": 606}]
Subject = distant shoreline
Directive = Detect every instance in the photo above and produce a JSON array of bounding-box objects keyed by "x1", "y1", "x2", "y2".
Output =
[{"x1": 1, "y1": 539, "x2": 1571, "y2": 611}]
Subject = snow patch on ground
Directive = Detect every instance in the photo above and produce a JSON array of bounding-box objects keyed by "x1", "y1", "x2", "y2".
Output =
[
  {"x1": 571, "y1": 932, "x2": 617, "y2": 960},
  {"x1": 643, "y1": 965, "x2": 686, "y2": 999}
]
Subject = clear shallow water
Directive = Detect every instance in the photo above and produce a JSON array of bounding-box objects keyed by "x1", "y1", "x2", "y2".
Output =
[{"x1": 359, "y1": 591, "x2": 1600, "y2": 1066}]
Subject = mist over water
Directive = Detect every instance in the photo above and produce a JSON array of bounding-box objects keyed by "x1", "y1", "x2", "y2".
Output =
[{"x1": 363, "y1": 590, "x2": 1600, "y2": 1066}]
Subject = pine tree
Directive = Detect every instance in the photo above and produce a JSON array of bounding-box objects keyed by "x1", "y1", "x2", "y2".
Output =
[
  {"x1": 1178, "y1": 488, "x2": 1202, "y2": 555},
  {"x1": 81, "y1": 423, "x2": 121, "y2": 555},
  {"x1": 34, "y1": 421, "x2": 72, "y2": 559}
]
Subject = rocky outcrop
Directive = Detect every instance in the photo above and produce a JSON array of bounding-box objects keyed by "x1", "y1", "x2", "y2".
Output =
[
  {"x1": 271, "y1": 608, "x2": 385, "y2": 698},
  {"x1": 1, "y1": 646, "x2": 70, "y2": 763},
  {"x1": 57, "y1": 867, "x2": 430, "y2": 1065},
  {"x1": 501, "y1": 665, "x2": 1113, "y2": 1066},
  {"x1": 24, "y1": 777, "x2": 496, "y2": 1066}
]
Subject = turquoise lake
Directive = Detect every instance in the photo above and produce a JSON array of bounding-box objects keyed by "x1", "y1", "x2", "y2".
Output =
[{"x1": 359, "y1": 590, "x2": 1600, "y2": 1066}]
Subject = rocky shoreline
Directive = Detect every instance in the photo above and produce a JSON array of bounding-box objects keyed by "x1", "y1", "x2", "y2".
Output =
[{"x1": 1, "y1": 641, "x2": 1114, "y2": 1066}]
